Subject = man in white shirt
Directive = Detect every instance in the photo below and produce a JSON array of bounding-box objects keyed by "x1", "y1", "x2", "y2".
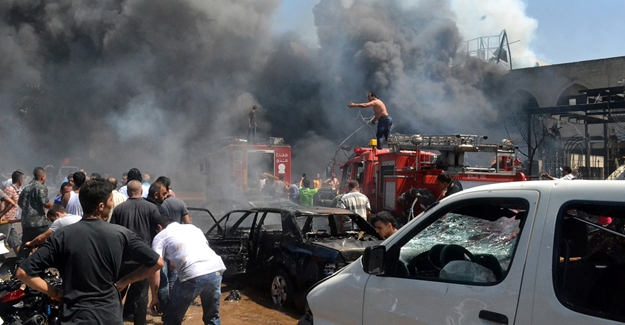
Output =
[
  {"x1": 337, "y1": 180, "x2": 371, "y2": 231},
  {"x1": 149, "y1": 215, "x2": 225, "y2": 325},
  {"x1": 541, "y1": 166, "x2": 577, "y2": 180},
  {"x1": 25, "y1": 205, "x2": 81, "y2": 248}
]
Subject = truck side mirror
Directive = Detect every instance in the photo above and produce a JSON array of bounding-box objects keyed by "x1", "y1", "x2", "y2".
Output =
[{"x1": 362, "y1": 245, "x2": 385, "y2": 275}]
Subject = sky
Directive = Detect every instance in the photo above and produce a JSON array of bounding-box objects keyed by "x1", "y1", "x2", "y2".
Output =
[{"x1": 273, "y1": 0, "x2": 625, "y2": 67}]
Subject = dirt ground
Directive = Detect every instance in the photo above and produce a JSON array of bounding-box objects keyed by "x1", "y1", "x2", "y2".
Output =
[{"x1": 124, "y1": 283, "x2": 301, "y2": 325}]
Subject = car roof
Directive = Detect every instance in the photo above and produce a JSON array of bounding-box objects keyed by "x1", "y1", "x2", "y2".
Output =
[
  {"x1": 450, "y1": 180, "x2": 623, "y2": 199},
  {"x1": 250, "y1": 206, "x2": 359, "y2": 216}
]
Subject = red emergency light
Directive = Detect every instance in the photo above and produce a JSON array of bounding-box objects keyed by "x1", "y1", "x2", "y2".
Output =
[{"x1": 354, "y1": 147, "x2": 372, "y2": 155}]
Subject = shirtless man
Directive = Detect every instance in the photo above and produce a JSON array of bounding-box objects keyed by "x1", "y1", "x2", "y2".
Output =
[{"x1": 348, "y1": 91, "x2": 392, "y2": 149}]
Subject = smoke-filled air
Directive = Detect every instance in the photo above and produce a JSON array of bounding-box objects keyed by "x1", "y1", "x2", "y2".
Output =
[{"x1": 0, "y1": 0, "x2": 538, "y2": 188}]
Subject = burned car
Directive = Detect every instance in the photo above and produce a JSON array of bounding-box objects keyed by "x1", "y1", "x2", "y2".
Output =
[
  {"x1": 203, "y1": 195, "x2": 299, "y2": 218},
  {"x1": 199, "y1": 206, "x2": 382, "y2": 308}
]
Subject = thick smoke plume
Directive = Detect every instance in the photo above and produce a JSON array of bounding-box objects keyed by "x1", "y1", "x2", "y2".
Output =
[{"x1": 0, "y1": 0, "x2": 537, "y2": 189}]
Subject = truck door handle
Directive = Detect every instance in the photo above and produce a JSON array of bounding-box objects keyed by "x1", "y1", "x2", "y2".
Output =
[{"x1": 478, "y1": 310, "x2": 508, "y2": 324}]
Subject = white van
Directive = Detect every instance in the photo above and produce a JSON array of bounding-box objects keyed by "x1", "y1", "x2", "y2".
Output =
[{"x1": 301, "y1": 181, "x2": 625, "y2": 325}]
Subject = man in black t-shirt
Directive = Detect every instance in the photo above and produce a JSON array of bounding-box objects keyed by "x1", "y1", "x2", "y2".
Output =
[
  {"x1": 16, "y1": 179, "x2": 164, "y2": 325},
  {"x1": 110, "y1": 180, "x2": 161, "y2": 324}
]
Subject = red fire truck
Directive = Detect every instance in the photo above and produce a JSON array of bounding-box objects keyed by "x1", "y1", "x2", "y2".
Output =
[
  {"x1": 201, "y1": 137, "x2": 292, "y2": 197},
  {"x1": 336, "y1": 134, "x2": 526, "y2": 221}
]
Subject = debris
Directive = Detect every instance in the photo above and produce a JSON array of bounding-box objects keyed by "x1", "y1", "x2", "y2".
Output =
[{"x1": 225, "y1": 289, "x2": 242, "y2": 302}]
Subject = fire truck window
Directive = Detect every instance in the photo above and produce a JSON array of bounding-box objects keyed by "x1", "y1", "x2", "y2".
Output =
[
  {"x1": 356, "y1": 163, "x2": 364, "y2": 184},
  {"x1": 341, "y1": 165, "x2": 352, "y2": 187},
  {"x1": 392, "y1": 198, "x2": 528, "y2": 285},
  {"x1": 553, "y1": 202, "x2": 625, "y2": 322},
  {"x1": 384, "y1": 182, "x2": 395, "y2": 209}
]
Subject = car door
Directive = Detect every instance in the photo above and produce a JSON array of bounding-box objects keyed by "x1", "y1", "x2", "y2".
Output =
[
  {"x1": 362, "y1": 190, "x2": 539, "y2": 325},
  {"x1": 529, "y1": 196, "x2": 625, "y2": 324},
  {"x1": 188, "y1": 207, "x2": 219, "y2": 234},
  {"x1": 206, "y1": 210, "x2": 258, "y2": 276},
  {"x1": 249, "y1": 211, "x2": 285, "y2": 271}
]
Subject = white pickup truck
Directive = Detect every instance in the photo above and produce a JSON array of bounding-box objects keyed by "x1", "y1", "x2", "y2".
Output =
[{"x1": 301, "y1": 181, "x2": 625, "y2": 325}]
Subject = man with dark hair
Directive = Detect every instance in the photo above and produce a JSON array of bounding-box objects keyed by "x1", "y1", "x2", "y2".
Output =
[
  {"x1": 324, "y1": 172, "x2": 340, "y2": 194},
  {"x1": 1, "y1": 170, "x2": 24, "y2": 254},
  {"x1": 338, "y1": 180, "x2": 370, "y2": 219},
  {"x1": 119, "y1": 168, "x2": 149, "y2": 198},
  {"x1": 299, "y1": 179, "x2": 318, "y2": 207},
  {"x1": 154, "y1": 176, "x2": 175, "y2": 197},
  {"x1": 146, "y1": 182, "x2": 168, "y2": 215},
  {"x1": 337, "y1": 180, "x2": 370, "y2": 231},
  {"x1": 151, "y1": 177, "x2": 190, "y2": 308},
  {"x1": 149, "y1": 215, "x2": 225, "y2": 325},
  {"x1": 121, "y1": 172, "x2": 128, "y2": 187},
  {"x1": 90, "y1": 172, "x2": 102, "y2": 180},
  {"x1": 370, "y1": 211, "x2": 398, "y2": 239},
  {"x1": 436, "y1": 174, "x2": 463, "y2": 200},
  {"x1": 348, "y1": 92, "x2": 393, "y2": 149},
  {"x1": 25, "y1": 204, "x2": 81, "y2": 248},
  {"x1": 54, "y1": 182, "x2": 72, "y2": 205},
  {"x1": 155, "y1": 176, "x2": 189, "y2": 224},
  {"x1": 17, "y1": 179, "x2": 164, "y2": 324},
  {"x1": 111, "y1": 180, "x2": 160, "y2": 324},
  {"x1": 17, "y1": 167, "x2": 53, "y2": 262},
  {"x1": 541, "y1": 166, "x2": 576, "y2": 180},
  {"x1": 62, "y1": 171, "x2": 86, "y2": 216}
]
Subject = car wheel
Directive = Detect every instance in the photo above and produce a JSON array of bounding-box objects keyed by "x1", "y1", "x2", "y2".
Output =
[{"x1": 270, "y1": 270, "x2": 294, "y2": 307}]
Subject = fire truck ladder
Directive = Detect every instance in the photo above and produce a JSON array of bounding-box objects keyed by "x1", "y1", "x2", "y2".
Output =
[{"x1": 387, "y1": 134, "x2": 518, "y2": 172}]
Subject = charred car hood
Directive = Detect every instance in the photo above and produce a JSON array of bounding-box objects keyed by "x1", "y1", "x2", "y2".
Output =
[{"x1": 312, "y1": 239, "x2": 382, "y2": 262}]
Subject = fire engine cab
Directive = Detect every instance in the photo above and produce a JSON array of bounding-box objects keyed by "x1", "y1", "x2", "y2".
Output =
[
  {"x1": 201, "y1": 137, "x2": 292, "y2": 197},
  {"x1": 338, "y1": 134, "x2": 526, "y2": 221}
]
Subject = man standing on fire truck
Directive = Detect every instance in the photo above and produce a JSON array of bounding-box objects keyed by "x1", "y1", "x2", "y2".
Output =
[{"x1": 348, "y1": 91, "x2": 392, "y2": 149}]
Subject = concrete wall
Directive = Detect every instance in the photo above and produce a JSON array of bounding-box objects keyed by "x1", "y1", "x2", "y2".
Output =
[{"x1": 502, "y1": 56, "x2": 625, "y2": 107}]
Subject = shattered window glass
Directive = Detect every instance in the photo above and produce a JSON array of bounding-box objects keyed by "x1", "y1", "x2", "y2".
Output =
[
  {"x1": 404, "y1": 214, "x2": 521, "y2": 270},
  {"x1": 393, "y1": 198, "x2": 528, "y2": 284}
]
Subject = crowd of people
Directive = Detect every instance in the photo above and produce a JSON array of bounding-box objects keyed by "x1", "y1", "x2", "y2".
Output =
[
  {"x1": 0, "y1": 167, "x2": 224, "y2": 325},
  {"x1": 0, "y1": 156, "x2": 561, "y2": 324},
  {"x1": 255, "y1": 172, "x2": 340, "y2": 207}
]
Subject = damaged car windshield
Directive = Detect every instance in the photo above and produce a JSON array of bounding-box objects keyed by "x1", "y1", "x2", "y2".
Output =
[
  {"x1": 405, "y1": 213, "x2": 522, "y2": 270},
  {"x1": 400, "y1": 199, "x2": 528, "y2": 276}
]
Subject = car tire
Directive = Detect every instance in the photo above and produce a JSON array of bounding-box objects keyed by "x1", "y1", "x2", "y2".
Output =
[{"x1": 270, "y1": 269, "x2": 295, "y2": 308}]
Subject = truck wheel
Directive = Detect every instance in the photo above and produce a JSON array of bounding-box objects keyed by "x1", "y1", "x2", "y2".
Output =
[{"x1": 270, "y1": 270, "x2": 294, "y2": 307}]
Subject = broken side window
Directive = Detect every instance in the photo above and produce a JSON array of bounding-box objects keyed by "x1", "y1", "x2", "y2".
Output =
[{"x1": 553, "y1": 201, "x2": 625, "y2": 322}]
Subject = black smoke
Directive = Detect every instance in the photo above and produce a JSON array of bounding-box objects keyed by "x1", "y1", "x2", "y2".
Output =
[{"x1": 0, "y1": 0, "x2": 513, "y2": 188}]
